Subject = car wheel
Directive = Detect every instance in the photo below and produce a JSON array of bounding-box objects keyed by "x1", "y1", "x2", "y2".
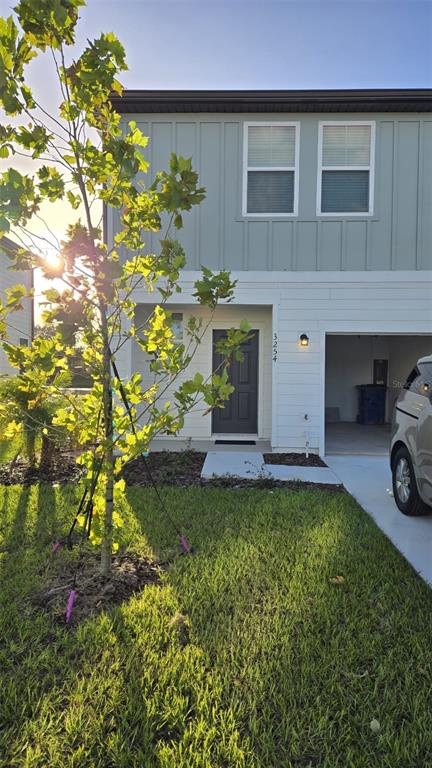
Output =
[{"x1": 392, "y1": 446, "x2": 429, "y2": 516}]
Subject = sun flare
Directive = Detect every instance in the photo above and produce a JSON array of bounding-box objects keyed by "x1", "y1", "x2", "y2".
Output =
[{"x1": 44, "y1": 252, "x2": 63, "y2": 270}]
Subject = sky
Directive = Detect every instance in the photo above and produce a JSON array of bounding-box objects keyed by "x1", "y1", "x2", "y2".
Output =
[
  {"x1": 0, "y1": 0, "x2": 431, "y2": 309},
  {"x1": 1, "y1": 0, "x2": 429, "y2": 94},
  {"x1": 77, "y1": 0, "x2": 432, "y2": 90}
]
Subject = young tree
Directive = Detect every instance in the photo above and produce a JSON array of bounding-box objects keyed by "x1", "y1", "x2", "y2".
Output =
[{"x1": 0, "y1": 0, "x2": 249, "y2": 574}]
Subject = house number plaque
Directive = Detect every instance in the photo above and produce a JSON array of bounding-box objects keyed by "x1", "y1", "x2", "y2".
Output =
[{"x1": 273, "y1": 333, "x2": 278, "y2": 362}]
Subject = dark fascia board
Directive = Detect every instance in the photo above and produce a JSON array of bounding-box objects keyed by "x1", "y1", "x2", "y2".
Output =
[
  {"x1": 0, "y1": 235, "x2": 35, "y2": 261},
  {"x1": 110, "y1": 89, "x2": 432, "y2": 113}
]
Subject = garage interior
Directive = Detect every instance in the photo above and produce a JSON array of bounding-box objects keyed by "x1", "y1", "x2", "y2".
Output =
[{"x1": 325, "y1": 334, "x2": 432, "y2": 454}]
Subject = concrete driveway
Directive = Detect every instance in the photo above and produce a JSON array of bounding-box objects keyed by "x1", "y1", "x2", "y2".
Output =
[{"x1": 326, "y1": 455, "x2": 432, "y2": 586}]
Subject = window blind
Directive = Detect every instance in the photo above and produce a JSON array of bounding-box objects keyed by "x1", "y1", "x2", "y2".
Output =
[
  {"x1": 247, "y1": 170, "x2": 294, "y2": 214},
  {"x1": 321, "y1": 171, "x2": 369, "y2": 213},
  {"x1": 322, "y1": 125, "x2": 370, "y2": 166},
  {"x1": 248, "y1": 125, "x2": 296, "y2": 167}
]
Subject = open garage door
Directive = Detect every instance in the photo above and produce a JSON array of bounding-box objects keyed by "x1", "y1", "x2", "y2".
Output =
[{"x1": 325, "y1": 334, "x2": 432, "y2": 454}]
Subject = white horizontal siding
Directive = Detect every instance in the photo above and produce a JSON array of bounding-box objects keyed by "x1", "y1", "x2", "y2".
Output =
[
  {"x1": 0, "y1": 248, "x2": 33, "y2": 375},
  {"x1": 123, "y1": 270, "x2": 432, "y2": 453},
  {"x1": 131, "y1": 304, "x2": 273, "y2": 441},
  {"x1": 272, "y1": 276, "x2": 432, "y2": 452}
]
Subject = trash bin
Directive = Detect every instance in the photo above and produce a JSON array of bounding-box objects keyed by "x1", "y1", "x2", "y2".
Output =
[{"x1": 356, "y1": 384, "x2": 387, "y2": 425}]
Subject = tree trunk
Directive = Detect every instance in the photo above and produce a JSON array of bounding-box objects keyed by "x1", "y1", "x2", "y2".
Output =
[
  {"x1": 100, "y1": 308, "x2": 114, "y2": 577},
  {"x1": 25, "y1": 428, "x2": 36, "y2": 468},
  {"x1": 40, "y1": 433, "x2": 55, "y2": 474}
]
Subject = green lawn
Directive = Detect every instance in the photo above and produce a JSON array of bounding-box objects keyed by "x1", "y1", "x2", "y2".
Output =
[
  {"x1": 1, "y1": 484, "x2": 432, "y2": 768},
  {"x1": 0, "y1": 436, "x2": 24, "y2": 464}
]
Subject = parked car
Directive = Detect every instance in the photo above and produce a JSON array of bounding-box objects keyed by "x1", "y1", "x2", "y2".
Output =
[{"x1": 390, "y1": 355, "x2": 432, "y2": 515}]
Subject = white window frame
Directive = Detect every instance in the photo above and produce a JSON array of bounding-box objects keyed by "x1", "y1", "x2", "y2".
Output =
[
  {"x1": 316, "y1": 120, "x2": 376, "y2": 217},
  {"x1": 242, "y1": 121, "x2": 300, "y2": 217},
  {"x1": 170, "y1": 312, "x2": 183, "y2": 346}
]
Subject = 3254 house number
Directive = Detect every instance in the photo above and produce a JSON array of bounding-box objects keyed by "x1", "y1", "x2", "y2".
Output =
[{"x1": 273, "y1": 333, "x2": 278, "y2": 362}]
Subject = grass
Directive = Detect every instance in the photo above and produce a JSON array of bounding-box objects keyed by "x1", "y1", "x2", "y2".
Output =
[
  {"x1": 1, "y1": 484, "x2": 432, "y2": 767},
  {"x1": 0, "y1": 436, "x2": 25, "y2": 464}
]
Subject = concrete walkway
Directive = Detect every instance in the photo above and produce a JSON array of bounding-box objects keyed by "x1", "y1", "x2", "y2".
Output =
[
  {"x1": 201, "y1": 451, "x2": 341, "y2": 484},
  {"x1": 326, "y1": 455, "x2": 432, "y2": 586}
]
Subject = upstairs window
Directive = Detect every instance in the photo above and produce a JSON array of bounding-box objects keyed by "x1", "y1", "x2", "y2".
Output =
[
  {"x1": 317, "y1": 122, "x2": 375, "y2": 215},
  {"x1": 243, "y1": 123, "x2": 299, "y2": 216}
]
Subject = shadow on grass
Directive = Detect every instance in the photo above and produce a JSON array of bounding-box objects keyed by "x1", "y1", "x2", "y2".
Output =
[
  {"x1": 2, "y1": 484, "x2": 432, "y2": 767},
  {"x1": 0, "y1": 484, "x2": 254, "y2": 766},
  {"x1": 1, "y1": 484, "x2": 31, "y2": 553},
  {"x1": 35, "y1": 481, "x2": 57, "y2": 546},
  {"x1": 123, "y1": 485, "x2": 432, "y2": 767}
]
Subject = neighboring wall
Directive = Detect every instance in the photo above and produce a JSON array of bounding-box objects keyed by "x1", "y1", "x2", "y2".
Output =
[
  {"x1": 0, "y1": 245, "x2": 33, "y2": 375},
  {"x1": 109, "y1": 112, "x2": 432, "y2": 272}
]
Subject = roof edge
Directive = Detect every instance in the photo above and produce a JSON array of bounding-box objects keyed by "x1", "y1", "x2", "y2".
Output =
[
  {"x1": 0, "y1": 235, "x2": 22, "y2": 254},
  {"x1": 110, "y1": 88, "x2": 432, "y2": 114}
]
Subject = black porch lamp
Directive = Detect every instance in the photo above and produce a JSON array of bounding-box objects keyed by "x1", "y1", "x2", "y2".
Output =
[{"x1": 299, "y1": 333, "x2": 309, "y2": 347}]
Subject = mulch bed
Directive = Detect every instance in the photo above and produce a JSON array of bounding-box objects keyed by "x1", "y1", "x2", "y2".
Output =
[
  {"x1": 0, "y1": 453, "x2": 84, "y2": 486},
  {"x1": 264, "y1": 453, "x2": 327, "y2": 468},
  {"x1": 121, "y1": 450, "x2": 206, "y2": 487},
  {"x1": 0, "y1": 450, "x2": 342, "y2": 492},
  {"x1": 30, "y1": 550, "x2": 163, "y2": 625}
]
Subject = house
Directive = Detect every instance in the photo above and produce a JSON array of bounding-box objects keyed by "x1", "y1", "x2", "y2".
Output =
[
  {"x1": 0, "y1": 236, "x2": 34, "y2": 376},
  {"x1": 108, "y1": 89, "x2": 432, "y2": 455}
]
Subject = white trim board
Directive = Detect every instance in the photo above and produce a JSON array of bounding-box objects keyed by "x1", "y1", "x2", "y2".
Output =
[
  {"x1": 145, "y1": 269, "x2": 432, "y2": 284},
  {"x1": 131, "y1": 272, "x2": 432, "y2": 304}
]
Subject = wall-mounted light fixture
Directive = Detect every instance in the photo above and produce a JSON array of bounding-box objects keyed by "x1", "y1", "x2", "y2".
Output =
[{"x1": 299, "y1": 333, "x2": 309, "y2": 348}]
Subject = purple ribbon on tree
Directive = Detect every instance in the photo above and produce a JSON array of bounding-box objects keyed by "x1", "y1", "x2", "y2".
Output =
[
  {"x1": 65, "y1": 590, "x2": 77, "y2": 623},
  {"x1": 180, "y1": 535, "x2": 191, "y2": 554}
]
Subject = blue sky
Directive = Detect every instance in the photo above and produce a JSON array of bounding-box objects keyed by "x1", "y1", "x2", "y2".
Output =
[
  {"x1": 1, "y1": 0, "x2": 431, "y2": 90},
  {"x1": 87, "y1": 0, "x2": 431, "y2": 90},
  {"x1": 73, "y1": 1, "x2": 432, "y2": 89}
]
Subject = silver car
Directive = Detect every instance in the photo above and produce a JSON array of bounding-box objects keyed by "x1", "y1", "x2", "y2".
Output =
[{"x1": 390, "y1": 354, "x2": 432, "y2": 515}]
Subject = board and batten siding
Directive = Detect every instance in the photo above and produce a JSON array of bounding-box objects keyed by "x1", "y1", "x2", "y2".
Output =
[
  {"x1": 0, "y1": 246, "x2": 33, "y2": 375},
  {"x1": 114, "y1": 112, "x2": 432, "y2": 272}
]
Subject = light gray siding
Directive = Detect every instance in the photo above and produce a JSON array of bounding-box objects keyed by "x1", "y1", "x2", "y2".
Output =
[
  {"x1": 120, "y1": 112, "x2": 432, "y2": 272},
  {"x1": 0, "y1": 246, "x2": 33, "y2": 375}
]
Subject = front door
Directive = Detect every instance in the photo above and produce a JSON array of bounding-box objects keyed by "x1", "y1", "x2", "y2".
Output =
[{"x1": 212, "y1": 330, "x2": 259, "y2": 434}]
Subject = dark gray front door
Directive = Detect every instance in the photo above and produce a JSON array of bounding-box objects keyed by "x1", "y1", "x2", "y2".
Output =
[{"x1": 212, "y1": 330, "x2": 259, "y2": 434}]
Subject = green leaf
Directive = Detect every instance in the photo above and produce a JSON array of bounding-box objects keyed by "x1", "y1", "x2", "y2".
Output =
[
  {"x1": 66, "y1": 189, "x2": 81, "y2": 209},
  {"x1": 0, "y1": 215, "x2": 10, "y2": 235},
  {"x1": 14, "y1": 0, "x2": 86, "y2": 49},
  {"x1": 37, "y1": 165, "x2": 65, "y2": 201}
]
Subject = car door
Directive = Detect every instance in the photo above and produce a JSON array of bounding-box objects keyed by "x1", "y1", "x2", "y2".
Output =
[
  {"x1": 415, "y1": 362, "x2": 432, "y2": 504},
  {"x1": 394, "y1": 367, "x2": 424, "y2": 461}
]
